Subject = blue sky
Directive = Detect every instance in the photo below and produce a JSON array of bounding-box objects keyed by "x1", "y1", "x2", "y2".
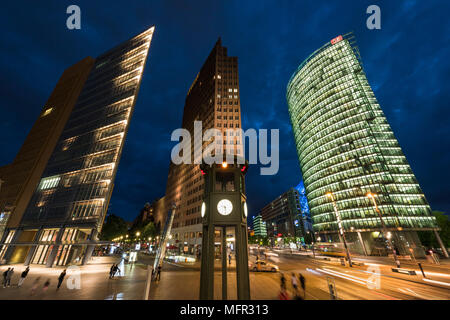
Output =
[{"x1": 0, "y1": 0, "x2": 449, "y2": 221}]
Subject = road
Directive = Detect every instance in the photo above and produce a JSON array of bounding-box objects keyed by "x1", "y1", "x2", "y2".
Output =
[
  {"x1": 0, "y1": 250, "x2": 448, "y2": 300},
  {"x1": 254, "y1": 247, "x2": 450, "y2": 300}
]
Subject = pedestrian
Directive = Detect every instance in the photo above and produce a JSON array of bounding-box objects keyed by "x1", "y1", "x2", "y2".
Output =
[
  {"x1": 42, "y1": 279, "x2": 50, "y2": 292},
  {"x1": 57, "y1": 269, "x2": 67, "y2": 289},
  {"x1": 2, "y1": 268, "x2": 10, "y2": 288},
  {"x1": 299, "y1": 273, "x2": 306, "y2": 299},
  {"x1": 109, "y1": 264, "x2": 115, "y2": 279},
  {"x1": 18, "y1": 266, "x2": 30, "y2": 287},
  {"x1": 156, "y1": 264, "x2": 162, "y2": 281},
  {"x1": 112, "y1": 264, "x2": 120, "y2": 278},
  {"x1": 228, "y1": 253, "x2": 232, "y2": 265},
  {"x1": 291, "y1": 273, "x2": 298, "y2": 291},
  {"x1": 280, "y1": 273, "x2": 286, "y2": 290},
  {"x1": 278, "y1": 287, "x2": 289, "y2": 300},
  {"x1": 30, "y1": 277, "x2": 41, "y2": 296},
  {"x1": 5, "y1": 267, "x2": 14, "y2": 287}
]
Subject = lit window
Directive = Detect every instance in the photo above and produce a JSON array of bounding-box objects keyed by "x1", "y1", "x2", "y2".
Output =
[
  {"x1": 39, "y1": 176, "x2": 61, "y2": 190},
  {"x1": 41, "y1": 107, "x2": 53, "y2": 117}
]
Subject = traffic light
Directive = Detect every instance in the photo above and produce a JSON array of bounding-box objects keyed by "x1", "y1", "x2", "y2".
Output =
[{"x1": 200, "y1": 163, "x2": 207, "y2": 176}]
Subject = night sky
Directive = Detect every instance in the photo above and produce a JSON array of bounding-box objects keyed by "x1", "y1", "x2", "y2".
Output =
[{"x1": 0, "y1": 1, "x2": 449, "y2": 222}]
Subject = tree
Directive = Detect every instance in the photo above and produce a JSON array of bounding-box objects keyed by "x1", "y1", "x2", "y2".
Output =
[
  {"x1": 142, "y1": 221, "x2": 157, "y2": 239},
  {"x1": 99, "y1": 213, "x2": 129, "y2": 241},
  {"x1": 418, "y1": 211, "x2": 450, "y2": 248}
]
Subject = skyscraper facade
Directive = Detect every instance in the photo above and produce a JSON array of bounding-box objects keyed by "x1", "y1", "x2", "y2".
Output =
[
  {"x1": 0, "y1": 57, "x2": 94, "y2": 261},
  {"x1": 252, "y1": 215, "x2": 267, "y2": 237},
  {"x1": 0, "y1": 27, "x2": 154, "y2": 266},
  {"x1": 260, "y1": 187, "x2": 308, "y2": 241},
  {"x1": 286, "y1": 33, "x2": 438, "y2": 257},
  {"x1": 165, "y1": 39, "x2": 243, "y2": 256},
  {"x1": 295, "y1": 181, "x2": 313, "y2": 233}
]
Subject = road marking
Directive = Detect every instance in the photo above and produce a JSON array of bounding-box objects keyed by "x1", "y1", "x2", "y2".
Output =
[{"x1": 422, "y1": 278, "x2": 450, "y2": 287}]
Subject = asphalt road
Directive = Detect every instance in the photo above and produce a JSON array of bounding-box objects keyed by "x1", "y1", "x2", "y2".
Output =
[{"x1": 255, "y1": 247, "x2": 450, "y2": 300}]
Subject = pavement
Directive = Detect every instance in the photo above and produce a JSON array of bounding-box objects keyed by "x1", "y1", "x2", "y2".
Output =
[{"x1": 0, "y1": 251, "x2": 448, "y2": 300}]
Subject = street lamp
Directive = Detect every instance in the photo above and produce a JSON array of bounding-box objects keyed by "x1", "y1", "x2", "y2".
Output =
[
  {"x1": 326, "y1": 192, "x2": 353, "y2": 267},
  {"x1": 366, "y1": 192, "x2": 401, "y2": 268}
]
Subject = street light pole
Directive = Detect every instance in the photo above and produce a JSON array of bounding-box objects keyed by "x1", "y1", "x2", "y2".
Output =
[
  {"x1": 366, "y1": 192, "x2": 401, "y2": 268},
  {"x1": 326, "y1": 192, "x2": 352, "y2": 267}
]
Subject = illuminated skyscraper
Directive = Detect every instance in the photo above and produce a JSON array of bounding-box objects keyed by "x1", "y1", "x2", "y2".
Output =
[
  {"x1": 252, "y1": 215, "x2": 267, "y2": 237},
  {"x1": 164, "y1": 39, "x2": 243, "y2": 256},
  {"x1": 287, "y1": 33, "x2": 440, "y2": 257},
  {"x1": 0, "y1": 27, "x2": 154, "y2": 266}
]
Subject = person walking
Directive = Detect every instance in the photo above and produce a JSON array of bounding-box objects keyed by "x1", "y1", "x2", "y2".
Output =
[
  {"x1": 109, "y1": 264, "x2": 115, "y2": 279},
  {"x1": 30, "y1": 277, "x2": 41, "y2": 296},
  {"x1": 18, "y1": 266, "x2": 30, "y2": 287},
  {"x1": 291, "y1": 273, "x2": 298, "y2": 291},
  {"x1": 280, "y1": 273, "x2": 286, "y2": 290},
  {"x1": 5, "y1": 268, "x2": 14, "y2": 287},
  {"x1": 156, "y1": 264, "x2": 162, "y2": 281},
  {"x1": 228, "y1": 253, "x2": 232, "y2": 265},
  {"x1": 112, "y1": 264, "x2": 120, "y2": 278},
  {"x1": 299, "y1": 273, "x2": 306, "y2": 299},
  {"x1": 278, "y1": 284, "x2": 289, "y2": 300},
  {"x1": 2, "y1": 268, "x2": 10, "y2": 288},
  {"x1": 42, "y1": 279, "x2": 50, "y2": 292},
  {"x1": 57, "y1": 269, "x2": 67, "y2": 289}
]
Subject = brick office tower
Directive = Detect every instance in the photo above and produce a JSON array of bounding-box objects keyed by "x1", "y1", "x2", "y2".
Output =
[
  {"x1": 0, "y1": 27, "x2": 155, "y2": 266},
  {"x1": 164, "y1": 39, "x2": 243, "y2": 256}
]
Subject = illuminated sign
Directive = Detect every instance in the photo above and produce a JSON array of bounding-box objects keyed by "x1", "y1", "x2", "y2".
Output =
[
  {"x1": 330, "y1": 35, "x2": 343, "y2": 45},
  {"x1": 129, "y1": 251, "x2": 137, "y2": 262}
]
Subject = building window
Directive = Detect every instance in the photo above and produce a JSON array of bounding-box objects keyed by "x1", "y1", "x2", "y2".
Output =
[{"x1": 41, "y1": 107, "x2": 53, "y2": 117}]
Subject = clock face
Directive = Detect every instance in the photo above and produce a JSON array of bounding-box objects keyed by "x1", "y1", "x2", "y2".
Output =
[
  {"x1": 217, "y1": 199, "x2": 233, "y2": 216},
  {"x1": 201, "y1": 202, "x2": 206, "y2": 217},
  {"x1": 243, "y1": 202, "x2": 248, "y2": 217}
]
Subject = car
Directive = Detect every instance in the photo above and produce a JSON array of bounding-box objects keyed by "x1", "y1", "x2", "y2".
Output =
[{"x1": 250, "y1": 260, "x2": 279, "y2": 272}]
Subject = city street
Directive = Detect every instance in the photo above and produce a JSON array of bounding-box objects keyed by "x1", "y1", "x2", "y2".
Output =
[{"x1": 0, "y1": 249, "x2": 448, "y2": 300}]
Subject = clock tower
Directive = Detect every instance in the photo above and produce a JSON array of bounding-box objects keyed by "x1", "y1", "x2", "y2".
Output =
[{"x1": 199, "y1": 157, "x2": 250, "y2": 300}]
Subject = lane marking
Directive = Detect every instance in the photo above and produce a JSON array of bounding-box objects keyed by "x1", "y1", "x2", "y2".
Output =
[{"x1": 422, "y1": 278, "x2": 450, "y2": 287}]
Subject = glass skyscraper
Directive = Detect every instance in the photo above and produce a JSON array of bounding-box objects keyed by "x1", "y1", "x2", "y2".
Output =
[
  {"x1": 1, "y1": 27, "x2": 154, "y2": 266},
  {"x1": 286, "y1": 33, "x2": 438, "y2": 257}
]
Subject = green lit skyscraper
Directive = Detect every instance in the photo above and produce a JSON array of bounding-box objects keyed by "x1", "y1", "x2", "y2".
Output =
[{"x1": 286, "y1": 33, "x2": 446, "y2": 258}]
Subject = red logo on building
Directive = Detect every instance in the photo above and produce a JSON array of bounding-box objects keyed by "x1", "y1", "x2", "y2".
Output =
[{"x1": 330, "y1": 35, "x2": 343, "y2": 45}]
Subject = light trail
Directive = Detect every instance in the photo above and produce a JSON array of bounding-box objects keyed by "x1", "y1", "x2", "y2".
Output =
[
  {"x1": 316, "y1": 268, "x2": 367, "y2": 285},
  {"x1": 422, "y1": 278, "x2": 450, "y2": 287}
]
